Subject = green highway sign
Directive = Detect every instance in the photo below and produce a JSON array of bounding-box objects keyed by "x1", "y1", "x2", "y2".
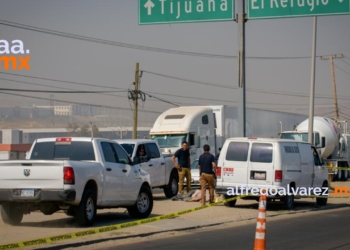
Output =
[
  {"x1": 139, "y1": 0, "x2": 234, "y2": 25},
  {"x1": 248, "y1": 0, "x2": 350, "y2": 19}
]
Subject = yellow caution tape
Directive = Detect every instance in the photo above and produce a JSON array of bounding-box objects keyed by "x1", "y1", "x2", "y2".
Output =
[{"x1": 0, "y1": 195, "x2": 241, "y2": 250}]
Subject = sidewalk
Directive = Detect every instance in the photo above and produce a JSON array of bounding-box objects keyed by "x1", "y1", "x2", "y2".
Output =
[{"x1": 37, "y1": 186, "x2": 350, "y2": 250}]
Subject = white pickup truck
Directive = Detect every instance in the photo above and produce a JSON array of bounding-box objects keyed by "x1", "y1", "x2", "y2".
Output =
[
  {"x1": 0, "y1": 137, "x2": 153, "y2": 227},
  {"x1": 115, "y1": 139, "x2": 179, "y2": 198}
]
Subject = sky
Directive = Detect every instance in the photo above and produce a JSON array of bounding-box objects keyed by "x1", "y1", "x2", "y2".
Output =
[{"x1": 0, "y1": 0, "x2": 349, "y2": 126}]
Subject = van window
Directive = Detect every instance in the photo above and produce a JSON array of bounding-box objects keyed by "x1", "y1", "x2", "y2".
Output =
[
  {"x1": 226, "y1": 142, "x2": 249, "y2": 162},
  {"x1": 250, "y1": 143, "x2": 273, "y2": 163}
]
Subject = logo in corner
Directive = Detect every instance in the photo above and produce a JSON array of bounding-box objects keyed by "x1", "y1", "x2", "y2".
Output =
[
  {"x1": 0, "y1": 40, "x2": 31, "y2": 70},
  {"x1": 24, "y1": 169, "x2": 31, "y2": 177}
]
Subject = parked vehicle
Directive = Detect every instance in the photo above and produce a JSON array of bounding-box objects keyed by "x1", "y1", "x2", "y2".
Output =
[
  {"x1": 0, "y1": 137, "x2": 153, "y2": 227},
  {"x1": 115, "y1": 139, "x2": 179, "y2": 198},
  {"x1": 215, "y1": 138, "x2": 329, "y2": 209},
  {"x1": 280, "y1": 116, "x2": 350, "y2": 181},
  {"x1": 150, "y1": 105, "x2": 236, "y2": 164}
]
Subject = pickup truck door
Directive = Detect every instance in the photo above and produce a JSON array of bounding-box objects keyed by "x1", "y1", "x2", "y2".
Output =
[
  {"x1": 112, "y1": 143, "x2": 141, "y2": 202},
  {"x1": 142, "y1": 143, "x2": 164, "y2": 187},
  {"x1": 100, "y1": 142, "x2": 124, "y2": 204}
]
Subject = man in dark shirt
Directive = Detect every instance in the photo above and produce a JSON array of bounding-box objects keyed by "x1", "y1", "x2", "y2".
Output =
[
  {"x1": 171, "y1": 141, "x2": 191, "y2": 194},
  {"x1": 198, "y1": 144, "x2": 217, "y2": 205}
]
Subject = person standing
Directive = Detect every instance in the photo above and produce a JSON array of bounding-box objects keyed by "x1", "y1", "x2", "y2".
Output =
[
  {"x1": 198, "y1": 144, "x2": 217, "y2": 205},
  {"x1": 171, "y1": 141, "x2": 191, "y2": 194}
]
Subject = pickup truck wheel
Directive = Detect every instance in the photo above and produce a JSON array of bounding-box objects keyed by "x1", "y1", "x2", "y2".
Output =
[
  {"x1": 74, "y1": 190, "x2": 96, "y2": 227},
  {"x1": 1, "y1": 204, "x2": 23, "y2": 225},
  {"x1": 163, "y1": 172, "x2": 179, "y2": 198},
  {"x1": 223, "y1": 195, "x2": 237, "y2": 207},
  {"x1": 128, "y1": 186, "x2": 153, "y2": 218}
]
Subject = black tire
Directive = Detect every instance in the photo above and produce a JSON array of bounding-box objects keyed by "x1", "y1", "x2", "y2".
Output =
[
  {"x1": 316, "y1": 183, "x2": 328, "y2": 206},
  {"x1": 74, "y1": 189, "x2": 97, "y2": 227},
  {"x1": 64, "y1": 206, "x2": 75, "y2": 217},
  {"x1": 163, "y1": 172, "x2": 179, "y2": 198},
  {"x1": 128, "y1": 186, "x2": 153, "y2": 218},
  {"x1": 342, "y1": 168, "x2": 348, "y2": 181},
  {"x1": 337, "y1": 168, "x2": 342, "y2": 181},
  {"x1": 224, "y1": 195, "x2": 237, "y2": 207},
  {"x1": 1, "y1": 204, "x2": 23, "y2": 225},
  {"x1": 283, "y1": 194, "x2": 294, "y2": 210}
]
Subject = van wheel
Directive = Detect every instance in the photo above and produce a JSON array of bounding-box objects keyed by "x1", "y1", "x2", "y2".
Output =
[
  {"x1": 1, "y1": 204, "x2": 23, "y2": 225},
  {"x1": 224, "y1": 195, "x2": 237, "y2": 207},
  {"x1": 164, "y1": 172, "x2": 179, "y2": 198},
  {"x1": 128, "y1": 186, "x2": 153, "y2": 218},
  {"x1": 283, "y1": 194, "x2": 294, "y2": 210},
  {"x1": 74, "y1": 189, "x2": 97, "y2": 227},
  {"x1": 316, "y1": 183, "x2": 328, "y2": 206}
]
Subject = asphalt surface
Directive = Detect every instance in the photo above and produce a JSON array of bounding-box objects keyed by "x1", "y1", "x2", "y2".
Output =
[{"x1": 98, "y1": 207, "x2": 350, "y2": 250}]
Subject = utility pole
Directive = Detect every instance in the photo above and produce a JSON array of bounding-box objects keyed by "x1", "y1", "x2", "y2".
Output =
[
  {"x1": 321, "y1": 54, "x2": 344, "y2": 123},
  {"x1": 237, "y1": 0, "x2": 247, "y2": 137},
  {"x1": 133, "y1": 62, "x2": 140, "y2": 139}
]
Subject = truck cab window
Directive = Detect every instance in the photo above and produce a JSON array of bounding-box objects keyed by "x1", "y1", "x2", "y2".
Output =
[
  {"x1": 145, "y1": 143, "x2": 160, "y2": 159},
  {"x1": 101, "y1": 142, "x2": 117, "y2": 163},
  {"x1": 189, "y1": 133, "x2": 195, "y2": 146},
  {"x1": 202, "y1": 115, "x2": 209, "y2": 125},
  {"x1": 112, "y1": 144, "x2": 130, "y2": 164}
]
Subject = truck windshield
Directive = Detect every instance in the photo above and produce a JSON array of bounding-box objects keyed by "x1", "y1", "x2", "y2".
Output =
[
  {"x1": 151, "y1": 134, "x2": 187, "y2": 148},
  {"x1": 280, "y1": 133, "x2": 308, "y2": 142},
  {"x1": 30, "y1": 141, "x2": 95, "y2": 161}
]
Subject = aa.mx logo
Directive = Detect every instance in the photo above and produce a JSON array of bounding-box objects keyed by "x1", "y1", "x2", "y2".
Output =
[{"x1": 0, "y1": 40, "x2": 31, "y2": 70}]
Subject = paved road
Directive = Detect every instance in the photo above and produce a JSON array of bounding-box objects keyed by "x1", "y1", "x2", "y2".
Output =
[{"x1": 99, "y1": 207, "x2": 350, "y2": 250}]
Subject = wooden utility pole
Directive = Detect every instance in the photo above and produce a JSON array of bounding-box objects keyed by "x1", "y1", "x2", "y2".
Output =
[
  {"x1": 133, "y1": 62, "x2": 139, "y2": 139},
  {"x1": 321, "y1": 54, "x2": 344, "y2": 123}
]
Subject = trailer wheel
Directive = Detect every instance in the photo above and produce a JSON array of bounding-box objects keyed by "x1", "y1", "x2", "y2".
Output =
[
  {"x1": 342, "y1": 168, "x2": 348, "y2": 181},
  {"x1": 74, "y1": 189, "x2": 97, "y2": 227},
  {"x1": 336, "y1": 169, "x2": 342, "y2": 181},
  {"x1": 163, "y1": 172, "x2": 179, "y2": 198},
  {"x1": 1, "y1": 204, "x2": 23, "y2": 225}
]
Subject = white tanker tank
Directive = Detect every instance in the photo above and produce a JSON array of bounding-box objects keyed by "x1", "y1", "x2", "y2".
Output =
[{"x1": 295, "y1": 117, "x2": 340, "y2": 159}]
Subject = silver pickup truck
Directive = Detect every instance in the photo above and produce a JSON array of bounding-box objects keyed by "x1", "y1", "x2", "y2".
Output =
[{"x1": 115, "y1": 139, "x2": 179, "y2": 198}]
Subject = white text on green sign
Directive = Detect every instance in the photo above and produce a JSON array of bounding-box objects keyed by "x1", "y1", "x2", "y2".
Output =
[
  {"x1": 248, "y1": 0, "x2": 350, "y2": 19},
  {"x1": 139, "y1": 0, "x2": 234, "y2": 24}
]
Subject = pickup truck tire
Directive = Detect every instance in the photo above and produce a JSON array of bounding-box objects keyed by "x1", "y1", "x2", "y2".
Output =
[
  {"x1": 1, "y1": 204, "x2": 23, "y2": 225},
  {"x1": 128, "y1": 186, "x2": 153, "y2": 218},
  {"x1": 163, "y1": 172, "x2": 179, "y2": 198},
  {"x1": 223, "y1": 195, "x2": 237, "y2": 207},
  {"x1": 74, "y1": 189, "x2": 97, "y2": 227}
]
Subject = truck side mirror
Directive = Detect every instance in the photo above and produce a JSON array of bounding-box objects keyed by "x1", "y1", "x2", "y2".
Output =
[
  {"x1": 321, "y1": 137, "x2": 326, "y2": 148},
  {"x1": 195, "y1": 135, "x2": 200, "y2": 148}
]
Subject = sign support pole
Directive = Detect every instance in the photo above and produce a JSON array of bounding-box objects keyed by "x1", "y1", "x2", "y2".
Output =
[
  {"x1": 237, "y1": 0, "x2": 246, "y2": 137},
  {"x1": 308, "y1": 17, "x2": 317, "y2": 144}
]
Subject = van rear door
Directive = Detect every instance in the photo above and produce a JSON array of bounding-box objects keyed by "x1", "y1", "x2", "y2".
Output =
[
  {"x1": 247, "y1": 142, "x2": 274, "y2": 187},
  {"x1": 219, "y1": 141, "x2": 250, "y2": 187}
]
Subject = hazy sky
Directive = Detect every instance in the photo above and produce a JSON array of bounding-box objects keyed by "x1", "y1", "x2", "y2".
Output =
[{"x1": 0, "y1": 0, "x2": 349, "y2": 123}]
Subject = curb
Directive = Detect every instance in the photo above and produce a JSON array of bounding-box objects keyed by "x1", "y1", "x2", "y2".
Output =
[{"x1": 37, "y1": 203, "x2": 350, "y2": 250}]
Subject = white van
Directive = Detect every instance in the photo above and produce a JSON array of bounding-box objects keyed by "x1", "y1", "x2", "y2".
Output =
[{"x1": 215, "y1": 138, "x2": 329, "y2": 209}]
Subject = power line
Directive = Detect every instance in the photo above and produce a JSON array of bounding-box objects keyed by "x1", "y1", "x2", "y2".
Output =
[
  {"x1": 0, "y1": 91, "x2": 162, "y2": 114},
  {"x1": 341, "y1": 59, "x2": 350, "y2": 67},
  {"x1": 0, "y1": 88, "x2": 127, "y2": 94},
  {"x1": 142, "y1": 70, "x2": 350, "y2": 100},
  {"x1": 0, "y1": 19, "x2": 317, "y2": 60},
  {"x1": 334, "y1": 64, "x2": 350, "y2": 77}
]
